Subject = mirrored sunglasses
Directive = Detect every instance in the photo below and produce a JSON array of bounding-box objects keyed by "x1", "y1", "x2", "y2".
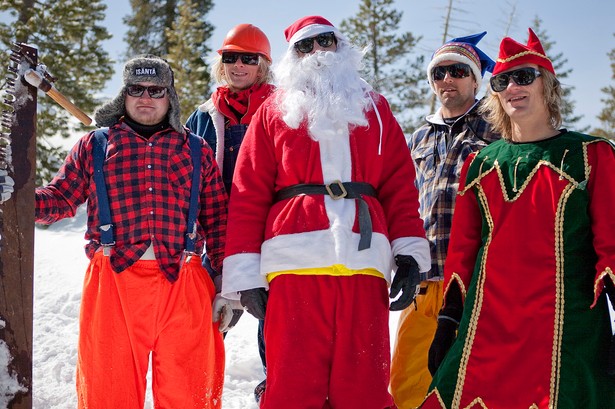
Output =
[
  {"x1": 125, "y1": 84, "x2": 167, "y2": 99},
  {"x1": 221, "y1": 52, "x2": 260, "y2": 66},
  {"x1": 431, "y1": 63, "x2": 472, "y2": 81},
  {"x1": 490, "y1": 67, "x2": 542, "y2": 92},
  {"x1": 294, "y1": 32, "x2": 337, "y2": 54}
]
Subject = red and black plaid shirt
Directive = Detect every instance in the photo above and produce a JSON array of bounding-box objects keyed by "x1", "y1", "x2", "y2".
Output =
[{"x1": 35, "y1": 121, "x2": 228, "y2": 282}]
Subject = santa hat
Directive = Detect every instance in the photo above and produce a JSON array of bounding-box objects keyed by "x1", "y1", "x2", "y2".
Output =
[
  {"x1": 283, "y1": 15, "x2": 346, "y2": 50},
  {"x1": 427, "y1": 31, "x2": 495, "y2": 94},
  {"x1": 492, "y1": 28, "x2": 554, "y2": 75}
]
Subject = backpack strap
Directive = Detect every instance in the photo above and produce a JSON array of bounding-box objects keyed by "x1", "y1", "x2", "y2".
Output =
[
  {"x1": 184, "y1": 133, "x2": 203, "y2": 255},
  {"x1": 91, "y1": 128, "x2": 115, "y2": 255}
]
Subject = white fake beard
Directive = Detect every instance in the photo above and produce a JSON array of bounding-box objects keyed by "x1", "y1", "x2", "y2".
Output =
[{"x1": 274, "y1": 42, "x2": 372, "y2": 140}]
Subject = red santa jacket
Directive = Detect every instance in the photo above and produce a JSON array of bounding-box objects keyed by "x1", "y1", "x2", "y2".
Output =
[{"x1": 222, "y1": 92, "x2": 430, "y2": 298}]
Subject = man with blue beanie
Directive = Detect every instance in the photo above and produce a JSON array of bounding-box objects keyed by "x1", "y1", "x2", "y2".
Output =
[{"x1": 390, "y1": 32, "x2": 500, "y2": 408}]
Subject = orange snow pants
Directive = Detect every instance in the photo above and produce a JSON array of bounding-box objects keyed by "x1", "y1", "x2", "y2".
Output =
[
  {"x1": 76, "y1": 252, "x2": 224, "y2": 409},
  {"x1": 260, "y1": 273, "x2": 396, "y2": 409},
  {"x1": 390, "y1": 280, "x2": 443, "y2": 409}
]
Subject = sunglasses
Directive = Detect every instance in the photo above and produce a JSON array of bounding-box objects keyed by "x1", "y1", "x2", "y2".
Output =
[
  {"x1": 294, "y1": 32, "x2": 337, "y2": 54},
  {"x1": 431, "y1": 63, "x2": 472, "y2": 81},
  {"x1": 490, "y1": 67, "x2": 542, "y2": 92},
  {"x1": 221, "y1": 52, "x2": 260, "y2": 66},
  {"x1": 125, "y1": 84, "x2": 167, "y2": 99}
]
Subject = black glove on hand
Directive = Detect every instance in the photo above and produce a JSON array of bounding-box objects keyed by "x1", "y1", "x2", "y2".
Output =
[
  {"x1": 604, "y1": 279, "x2": 615, "y2": 376},
  {"x1": 428, "y1": 316, "x2": 458, "y2": 376},
  {"x1": 428, "y1": 282, "x2": 463, "y2": 376},
  {"x1": 240, "y1": 288, "x2": 268, "y2": 320},
  {"x1": 389, "y1": 255, "x2": 420, "y2": 311}
]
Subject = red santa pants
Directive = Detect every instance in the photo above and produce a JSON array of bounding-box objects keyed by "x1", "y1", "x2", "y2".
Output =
[
  {"x1": 76, "y1": 252, "x2": 224, "y2": 408},
  {"x1": 260, "y1": 273, "x2": 396, "y2": 409}
]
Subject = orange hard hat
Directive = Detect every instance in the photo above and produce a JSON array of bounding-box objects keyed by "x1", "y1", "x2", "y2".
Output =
[{"x1": 217, "y1": 24, "x2": 272, "y2": 62}]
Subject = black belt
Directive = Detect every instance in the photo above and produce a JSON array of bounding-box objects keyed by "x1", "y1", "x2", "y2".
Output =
[{"x1": 274, "y1": 181, "x2": 377, "y2": 251}]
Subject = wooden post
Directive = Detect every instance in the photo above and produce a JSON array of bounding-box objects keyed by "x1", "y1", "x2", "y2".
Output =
[{"x1": 0, "y1": 43, "x2": 38, "y2": 409}]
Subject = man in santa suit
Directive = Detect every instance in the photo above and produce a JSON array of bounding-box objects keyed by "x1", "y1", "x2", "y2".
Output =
[{"x1": 221, "y1": 15, "x2": 430, "y2": 408}]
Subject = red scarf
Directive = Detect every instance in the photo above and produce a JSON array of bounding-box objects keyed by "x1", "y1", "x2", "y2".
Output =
[{"x1": 212, "y1": 83, "x2": 275, "y2": 125}]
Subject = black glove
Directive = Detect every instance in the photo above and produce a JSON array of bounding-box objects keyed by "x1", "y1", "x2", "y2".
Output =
[
  {"x1": 227, "y1": 308, "x2": 244, "y2": 329},
  {"x1": 604, "y1": 279, "x2": 615, "y2": 376},
  {"x1": 389, "y1": 255, "x2": 420, "y2": 311},
  {"x1": 240, "y1": 288, "x2": 268, "y2": 320},
  {"x1": 428, "y1": 282, "x2": 463, "y2": 376}
]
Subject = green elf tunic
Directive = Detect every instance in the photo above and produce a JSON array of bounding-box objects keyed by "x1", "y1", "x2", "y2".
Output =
[{"x1": 421, "y1": 131, "x2": 615, "y2": 409}]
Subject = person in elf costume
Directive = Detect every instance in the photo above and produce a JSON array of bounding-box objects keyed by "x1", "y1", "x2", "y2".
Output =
[
  {"x1": 221, "y1": 15, "x2": 431, "y2": 409},
  {"x1": 185, "y1": 24, "x2": 274, "y2": 401},
  {"x1": 390, "y1": 31, "x2": 500, "y2": 409},
  {"x1": 421, "y1": 28, "x2": 615, "y2": 409}
]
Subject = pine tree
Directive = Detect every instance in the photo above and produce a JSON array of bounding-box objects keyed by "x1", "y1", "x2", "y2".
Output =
[
  {"x1": 124, "y1": 0, "x2": 174, "y2": 57},
  {"x1": 340, "y1": 0, "x2": 429, "y2": 133},
  {"x1": 593, "y1": 33, "x2": 615, "y2": 138},
  {"x1": 165, "y1": 0, "x2": 213, "y2": 122},
  {"x1": 123, "y1": 0, "x2": 212, "y2": 56},
  {"x1": 531, "y1": 17, "x2": 586, "y2": 131},
  {"x1": 0, "y1": 0, "x2": 113, "y2": 183}
]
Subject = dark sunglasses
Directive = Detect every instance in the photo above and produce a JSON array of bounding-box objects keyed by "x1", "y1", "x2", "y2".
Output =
[
  {"x1": 294, "y1": 32, "x2": 337, "y2": 54},
  {"x1": 221, "y1": 52, "x2": 260, "y2": 66},
  {"x1": 125, "y1": 84, "x2": 167, "y2": 99},
  {"x1": 490, "y1": 67, "x2": 542, "y2": 92},
  {"x1": 431, "y1": 63, "x2": 472, "y2": 81}
]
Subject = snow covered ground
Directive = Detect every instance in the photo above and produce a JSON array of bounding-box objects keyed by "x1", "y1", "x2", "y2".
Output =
[
  {"x1": 30, "y1": 205, "x2": 262, "y2": 408},
  {"x1": 2, "y1": 204, "x2": 610, "y2": 408},
  {"x1": 23, "y1": 204, "x2": 400, "y2": 408}
]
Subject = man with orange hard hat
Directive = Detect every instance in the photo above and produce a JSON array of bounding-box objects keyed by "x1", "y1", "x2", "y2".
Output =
[{"x1": 186, "y1": 23, "x2": 275, "y2": 403}]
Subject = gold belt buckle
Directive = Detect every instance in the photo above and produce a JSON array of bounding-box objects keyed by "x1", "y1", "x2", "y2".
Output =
[{"x1": 325, "y1": 180, "x2": 347, "y2": 200}]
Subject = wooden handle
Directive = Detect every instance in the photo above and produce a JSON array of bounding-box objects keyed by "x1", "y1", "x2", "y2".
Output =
[{"x1": 46, "y1": 87, "x2": 92, "y2": 126}]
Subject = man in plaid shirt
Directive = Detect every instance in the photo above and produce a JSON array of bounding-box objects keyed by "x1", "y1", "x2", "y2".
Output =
[
  {"x1": 35, "y1": 55, "x2": 227, "y2": 408},
  {"x1": 390, "y1": 33, "x2": 500, "y2": 408}
]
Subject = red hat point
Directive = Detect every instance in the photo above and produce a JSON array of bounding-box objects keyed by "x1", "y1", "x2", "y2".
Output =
[{"x1": 492, "y1": 28, "x2": 555, "y2": 75}]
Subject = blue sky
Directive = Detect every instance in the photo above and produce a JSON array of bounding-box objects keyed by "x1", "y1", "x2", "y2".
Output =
[
  {"x1": 99, "y1": 0, "x2": 614, "y2": 131},
  {"x1": 4, "y1": 0, "x2": 614, "y2": 131}
]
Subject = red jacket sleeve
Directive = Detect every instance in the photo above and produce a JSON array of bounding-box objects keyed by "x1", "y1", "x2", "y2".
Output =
[{"x1": 443, "y1": 152, "x2": 483, "y2": 301}]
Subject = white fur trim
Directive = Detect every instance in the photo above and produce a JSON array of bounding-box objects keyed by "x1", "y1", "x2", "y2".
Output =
[
  {"x1": 427, "y1": 53, "x2": 482, "y2": 95},
  {"x1": 222, "y1": 253, "x2": 268, "y2": 300},
  {"x1": 201, "y1": 99, "x2": 226, "y2": 171},
  {"x1": 211, "y1": 110, "x2": 225, "y2": 170},
  {"x1": 391, "y1": 236, "x2": 431, "y2": 273},
  {"x1": 260, "y1": 230, "x2": 396, "y2": 281},
  {"x1": 368, "y1": 94, "x2": 383, "y2": 155},
  {"x1": 287, "y1": 24, "x2": 344, "y2": 51},
  {"x1": 223, "y1": 231, "x2": 430, "y2": 293}
]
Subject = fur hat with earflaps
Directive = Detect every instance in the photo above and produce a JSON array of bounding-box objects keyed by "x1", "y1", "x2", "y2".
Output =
[{"x1": 94, "y1": 54, "x2": 185, "y2": 134}]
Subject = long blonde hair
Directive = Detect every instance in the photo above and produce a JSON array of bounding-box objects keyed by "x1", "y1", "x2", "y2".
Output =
[
  {"x1": 479, "y1": 67, "x2": 562, "y2": 140},
  {"x1": 210, "y1": 55, "x2": 273, "y2": 87}
]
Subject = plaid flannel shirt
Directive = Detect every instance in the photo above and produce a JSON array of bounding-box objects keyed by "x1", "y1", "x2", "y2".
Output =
[
  {"x1": 408, "y1": 100, "x2": 499, "y2": 280},
  {"x1": 35, "y1": 121, "x2": 228, "y2": 282}
]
